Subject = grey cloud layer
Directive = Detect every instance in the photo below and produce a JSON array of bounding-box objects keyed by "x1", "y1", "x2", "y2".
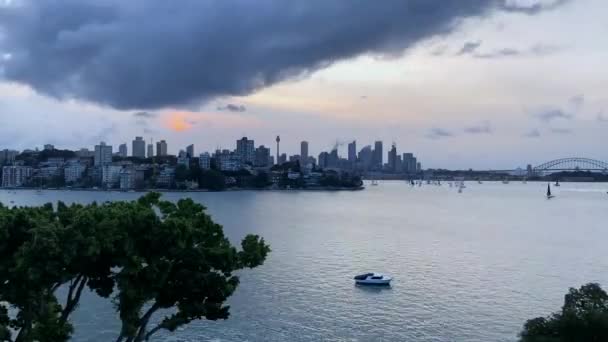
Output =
[
  {"x1": 0, "y1": 0, "x2": 560, "y2": 110},
  {"x1": 464, "y1": 121, "x2": 492, "y2": 134},
  {"x1": 427, "y1": 128, "x2": 454, "y2": 139}
]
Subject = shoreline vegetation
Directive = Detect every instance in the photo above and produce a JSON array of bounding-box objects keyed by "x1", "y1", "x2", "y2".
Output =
[{"x1": 1, "y1": 185, "x2": 365, "y2": 192}]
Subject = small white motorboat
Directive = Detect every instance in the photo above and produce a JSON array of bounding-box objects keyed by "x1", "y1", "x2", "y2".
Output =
[{"x1": 354, "y1": 273, "x2": 392, "y2": 286}]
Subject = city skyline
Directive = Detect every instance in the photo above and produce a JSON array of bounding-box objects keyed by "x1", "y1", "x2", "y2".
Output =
[{"x1": 1, "y1": 1, "x2": 607, "y2": 169}]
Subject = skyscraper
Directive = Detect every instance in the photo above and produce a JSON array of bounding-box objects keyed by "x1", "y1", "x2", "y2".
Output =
[
  {"x1": 156, "y1": 140, "x2": 168, "y2": 156},
  {"x1": 186, "y1": 144, "x2": 194, "y2": 158},
  {"x1": 132, "y1": 137, "x2": 146, "y2": 158},
  {"x1": 94, "y1": 142, "x2": 112, "y2": 166},
  {"x1": 318, "y1": 152, "x2": 329, "y2": 169},
  {"x1": 348, "y1": 141, "x2": 357, "y2": 163},
  {"x1": 147, "y1": 143, "x2": 153, "y2": 158},
  {"x1": 372, "y1": 141, "x2": 383, "y2": 169},
  {"x1": 255, "y1": 145, "x2": 271, "y2": 167},
  {"x1": 300, "y1": 141, "x2": 308, "y2": 166},
  {"x1": 358, "y1": 145, "x2": 373, "y2": 171},
  {"x1": 388, "y1": 143, "x2": 397, "y2": 172},
  {"x1": 236, "y1": 137, "x2": 255, "y2": 164},
  {"x1": 402, "y1": 153, "x2": 415, "y2": 173},
  {"x1": 118, "y1": 143, "x2": 128, "y2": 157},
  {"x1": 275, "y1": 135, "x2": 281, "y2": 165}
]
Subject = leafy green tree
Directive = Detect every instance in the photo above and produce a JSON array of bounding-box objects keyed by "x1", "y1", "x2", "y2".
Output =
[
  {"x1": 0, "y1": 193, "x2": 269, "y2": 342},
  {"x1": 520, "y1": 283, "x2": 608, "y2": 342},
  {"x1": 174, "y1": 164, "x2": 189, "y2": 183},
  {"x1": 199, "y1": 170, "x2": 226, "y2": 191},
  {"x1": 252, "y1": 172, "x2": 271, "y2": 188}
]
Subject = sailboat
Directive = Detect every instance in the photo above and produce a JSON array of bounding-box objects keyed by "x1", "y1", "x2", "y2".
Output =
[
  {"x1": 554, "y1": 180, "x2": 560, "y2": 187},
  {"x1": 371, "y1": 178, "x2": 379, "y2": 186},
  {"x1": 546, "y1": 183, "x2": 555, "y2": 199}
]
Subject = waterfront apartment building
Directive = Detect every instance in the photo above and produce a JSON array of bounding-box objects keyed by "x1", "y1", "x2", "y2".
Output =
[
  {"x1": 236, "y1": 137, "x2": 255, "y2": 164},
  {"x1": 199, "y1": 152, "x2": 211, "y2": 169},
  {"x1": 156, "y1": 167, "x2": 175, "y2": 187},
  {"x1": 1, "y1": 166, "x2": 33, "y2": 187},
  {"x1": 177, "y1": 150, "x2": 190, "y2": 169},
  {"x1": 102, "y1": 164, "x2": 122, "y2": 188},
  {"x1": 64, "y1": 162, "x2": 86, "y2": 184},
  {"x1": 76, "y1": 148, "x2": 95, "y2": 158},
  {"x1": 0, "y1": 149, "x2": 19, "y2": 165},
  {"x1": 118, "y1": 143, "x2": 128, "y2": 157},
  {"x1": 132, "y1": 137, "x2": 146, "y2": 158},
  {"x1": 43, "y1": 144, "x2": 54, "y2": 151},
  {"x1": 217, "y1": 151, "x2": 241, "y2": 171},
  {"x1": 94, "y1": 142, "x2": 112, "y2": 166},
  {"x1": 119, "y1": 168, "x2": 136, "y2": 190},
  {"x1": 156, "y1": 140, "x2": 168, "y2": 156}
]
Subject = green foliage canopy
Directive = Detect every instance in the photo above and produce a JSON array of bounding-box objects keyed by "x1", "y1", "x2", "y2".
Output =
[
  {"x1": 0, "y1": 193, "x2": 269, "y2": 342},
  {"x1": 520, "y1": 283, "x2": 608, "y2": 342}
]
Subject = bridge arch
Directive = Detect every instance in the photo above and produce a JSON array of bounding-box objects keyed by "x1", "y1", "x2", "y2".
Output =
[{"x1": 533, "y1": 157, "x2": 608, "y2": 172}]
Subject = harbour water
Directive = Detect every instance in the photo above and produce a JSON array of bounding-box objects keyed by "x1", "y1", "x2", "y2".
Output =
[{"x1": 2, "y1": 181, "x2": 608, "y2": 341}]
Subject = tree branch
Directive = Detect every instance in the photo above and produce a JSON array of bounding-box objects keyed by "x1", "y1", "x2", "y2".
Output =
[
  {"x1": 144, "y1": 322, "x2": 164, "y2": 341},
  {"x1": 133, "y1": 303, "x2": 161, "y2": 342},
  {"x1": 60, "y1": 275, "x2": 87, "y2": 323}
]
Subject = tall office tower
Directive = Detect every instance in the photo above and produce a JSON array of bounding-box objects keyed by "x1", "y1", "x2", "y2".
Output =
[
  {"x1": 156, "y1": 140, "x2": 168, "y2": 156},
  {"x1": 372, "y1": 141, "x2": 383, "y2": 169},
  {"x1": 388, "y1": 143, "x2": 397, "y2": 172},
  {"x1": 236, "y1": 137, "x2": 255, "y2": 164},
  {"x1": 255, "y1": 145, "x2": 271, "y2": 167},
  {"x1": 132, "y1": 136, "x2": 146, "y2": 158},
  {"x1": 118, "y1": 143, "x2": 128, "y2": 157},
  {"x1": 300, "y1": 141, "x2": 308, "y2": 166},
  {"x1": 94, "y1": 142, "x2": 112, "y2": 166},
  {"x1": 348, "y1": 141, "x2": 357, "y2": 163},
  {"x1": 186, "y1": 144, "x2": 194, "y2": 158},
  {"x1": 147, "y1": 143, "x2": 153, "y2": 158}
]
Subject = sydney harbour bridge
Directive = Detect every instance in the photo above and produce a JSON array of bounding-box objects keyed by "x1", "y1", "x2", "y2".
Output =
[
  {"x1": 531, "y1": 158, "x2": 608, "y2": 173},
  {"x1": 490, "y1": 157, "x2": 608, "y2": 175}
]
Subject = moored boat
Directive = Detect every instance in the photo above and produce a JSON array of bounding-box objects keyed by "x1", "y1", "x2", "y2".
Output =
[{"x1": 354, "y1": 273, "x2": 392, "y2": 286}]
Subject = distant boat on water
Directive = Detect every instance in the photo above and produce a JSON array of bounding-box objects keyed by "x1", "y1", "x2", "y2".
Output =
[
  {"x1": 554, "y1": 180, "x2": 560, "y2": 187},
  {"x1": 371, "y1": 179, "x2": 379, "y2": 186},
  {"x1": 546, "y1": 183, "x2": 555, "y2": 199}
]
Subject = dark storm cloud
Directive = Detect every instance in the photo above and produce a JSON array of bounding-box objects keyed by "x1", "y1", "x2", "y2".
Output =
[
  {"x1": 456, "y1": 41, "x2": 482, "y2": 56},
  {"x1": 217, "y1": 104, "x2": 246, "y2": 113},
  {"x1": 426, "y1": 128, "x2": 454, "y2": 139},
  {"x1": 464, "y1": 121, "x2": 492, "y2": 134},
  {"x1": 133, "y1": 111, "x2": 157, "y2": 119},
  {"x1": 0, "y1": 0, "x2": 566, "y2": 110},
  {"x1": 499, "y1": 0, "x2": 570, "y2": 15},
  {"x1": 468, "y1": 44, "x2": 560, "y2": 58}
]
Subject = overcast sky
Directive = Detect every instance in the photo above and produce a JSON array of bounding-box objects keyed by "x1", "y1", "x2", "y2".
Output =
[{"x1": 0, "y1": 0, "x2": 606, "y2": 169}]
